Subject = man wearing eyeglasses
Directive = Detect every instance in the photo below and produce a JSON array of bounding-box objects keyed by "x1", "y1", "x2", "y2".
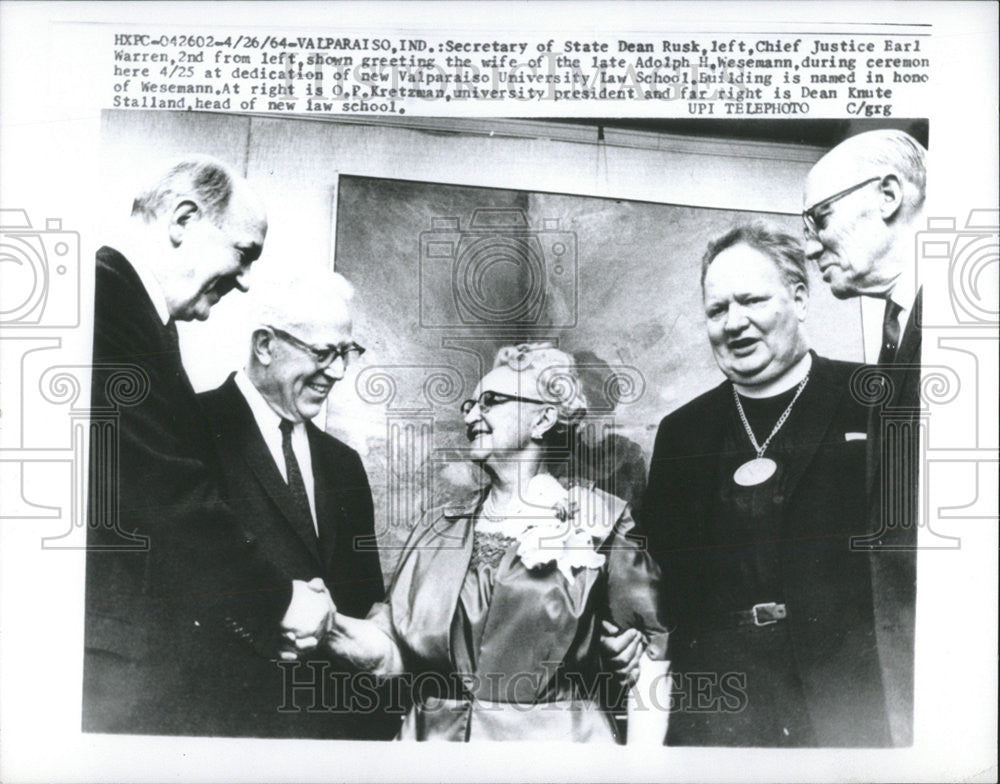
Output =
[
  {"x1": 86, "y1": 156, "x2": 335, "y2": 736},
  {"x1": 803, "y1": 129, "x2": 926, "y2": 747},
  {"x1": 196, "y1": 266, "x2": 397, "y2": 739}
]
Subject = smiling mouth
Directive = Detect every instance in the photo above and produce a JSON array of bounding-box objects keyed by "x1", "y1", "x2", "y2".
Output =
[{"x1": 306, "y1": 381, "x2": 332, "y2": 395}]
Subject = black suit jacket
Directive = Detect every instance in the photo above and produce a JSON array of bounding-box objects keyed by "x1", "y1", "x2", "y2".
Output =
[
  {"x1": 197, "y1": 375, "x2": 396, "y2": 738},
  {"x1": 641, "y1": 354, "x2": 890, "y2": 746},
  {"x1": 862, "y1": 290, "x2": 922, "y2": 746},
  {"x1": 84, "y1": 247, "x2": 291, "y2": 735}
]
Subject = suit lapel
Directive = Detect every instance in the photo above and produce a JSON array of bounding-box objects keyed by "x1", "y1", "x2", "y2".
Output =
[
  {"x1": 307, "y1": 424, "x2": 339, "y2": 566},
  {"x1": 867, "y1": 289, "x2": 922, "y2": 495},
  {"x1": 780, "y1": 354, "x2": 843, "y2": 507},
  {"x1": 686, "y1": 383, "x2": 729, "y2": 532},
  {"x1": 220, "y1": 378, "x2": 322, "y2": 564}
]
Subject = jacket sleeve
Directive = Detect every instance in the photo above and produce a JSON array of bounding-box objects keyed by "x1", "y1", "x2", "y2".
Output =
[
  {"x1": 89, "y1": 260, "x2": 291, "y2": 656},
  {"x1": 602, "y1": 500, "x2": 670, "y2": 661},
  {"x1": 634, "y1": 414, "x2": 688, "y2": 635}
]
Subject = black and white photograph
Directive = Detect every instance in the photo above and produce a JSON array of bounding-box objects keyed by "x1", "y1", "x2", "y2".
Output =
[
  {"x1": 83, "y1": 110, "x2": 928, "y2": 748},
  {"x1": 0, "y1": 3, "x2": 996, "y2": 783}
]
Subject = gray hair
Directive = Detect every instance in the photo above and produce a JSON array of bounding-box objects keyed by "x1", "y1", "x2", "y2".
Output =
[
  {"x1": 131, "y1": 155, "x2": 238, "y2": 225},
  {"x1": 247, "y1": 265, "x2": 355, "y2": 340},
  {"x1": 701, "y1": 221, "x2": 809, "y2": 293},
  {"x1": 493, "y1": 342, "x2": 588, "y2": 427},
  {"x1": 829, "y1": 129, "x2": 927, "y2": 211}
]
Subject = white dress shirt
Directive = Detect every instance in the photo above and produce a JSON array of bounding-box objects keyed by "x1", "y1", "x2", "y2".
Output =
[
  {"x1": 861, "y1": 267, "x2": 918, "y2": 364},
  {"x1": 233, "y1": 369, "x2": 318, "y2": 533},
  {"x1": 113, "y1": 242, "x2": 171, "y2": 326}
]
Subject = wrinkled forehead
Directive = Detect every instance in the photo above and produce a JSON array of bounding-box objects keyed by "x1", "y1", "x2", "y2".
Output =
[
  {"x1": 476, "y1": 365, "x2": 537, "y2": 397},
  {"x1": 804, "y1": 150, "x2": 871, "y2": 209},
  {"x1": 224, "y1": 186, "x2": 268, "y2": 241},
  {"x1": 703, "y1": 243, "x2": 786, "y2": 297},
  {"x1": 277, "y1": 306, "x2": 353, "y2": 347}
]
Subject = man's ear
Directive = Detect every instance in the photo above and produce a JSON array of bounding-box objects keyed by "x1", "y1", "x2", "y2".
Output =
[
  {"x1": 168, "y1": 199, "x2": 201, "y2": 247},
  {"x1": 531, "y1": 405, "x2": 560, "y2": 440},
  {"x1": 793, "y1": 282, "x2": 809, "y2": 322},
  {"x1": 251, "y1": 328, "x2": 274, "y2": 366},
  {"x1": 877, "y1": 174, "x2": 904, "y2": 223}
]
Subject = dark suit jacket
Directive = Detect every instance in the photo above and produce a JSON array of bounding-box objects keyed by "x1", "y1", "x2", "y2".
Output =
[
  {"x1": 85, "y1": 247, "x2": 292, "y2": 735},
  {"x1": 641, "y1": 353, "x2": 891, "y2": 747},
  {"x1": 863, "y1": 290, "x2": 922, "y2": 746},
  {"x1": 198, "y1": 375, "x2": 397, "y2": 738}
]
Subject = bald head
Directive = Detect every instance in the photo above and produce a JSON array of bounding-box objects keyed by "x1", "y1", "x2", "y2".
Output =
[
  {"x1": 806, "y1": 130, "x2": 926, "y2": 215},
  {"x1": 803, "y1": 130, "x2": 927, "y2": 299},
  {"x1": 131, "y1": 155, "x2": 268, "y2": 321}
]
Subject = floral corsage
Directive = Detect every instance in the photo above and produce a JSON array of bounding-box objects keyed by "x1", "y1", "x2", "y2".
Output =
[{"x1": 477, "y1": 474, "x2": 605, "y2": 581}]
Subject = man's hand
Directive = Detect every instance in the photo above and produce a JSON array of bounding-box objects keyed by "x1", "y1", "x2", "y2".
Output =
[
  {"x1": 600, "y1": 620, "x2": 646, "y2": 688},
  {"x1": 279, "y1": 577, "x2": 335, "y2": 659}
]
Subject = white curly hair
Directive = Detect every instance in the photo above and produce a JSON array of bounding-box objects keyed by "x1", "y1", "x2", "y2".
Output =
[{"x1": 492, "y1": 342, "x2": 588, "y2": 428}]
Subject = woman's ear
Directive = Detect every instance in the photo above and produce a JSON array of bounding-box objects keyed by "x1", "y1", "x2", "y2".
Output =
[{"x1": 531, "y1": 405, "x2": 560, "y2": 440}]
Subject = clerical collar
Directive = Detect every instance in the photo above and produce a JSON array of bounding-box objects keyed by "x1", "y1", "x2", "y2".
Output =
[{"x1": 733, "y1": 351, "x2": 813, "y2": 400}]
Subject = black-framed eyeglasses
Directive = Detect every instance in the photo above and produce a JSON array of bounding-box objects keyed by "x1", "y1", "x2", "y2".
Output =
[
  {"x1": 267, "y1": 325, "x2": 365, "y2": 368},
  {"x1": 802, "y1": 176, "x2": 882, "y2": 236},
  {"x1": 460, "y1": 390, "x2": 549, "y2": 416}
]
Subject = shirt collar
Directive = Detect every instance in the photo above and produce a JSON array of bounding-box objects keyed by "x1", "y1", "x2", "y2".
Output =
[
  {"x1": 233, "y1": 369, "x2": 298, "y2": 435},
  {"x1": 111, "y1": 240, "x2": 171, "y2": 325},
  {"x1": 888, "y1": 263, "x2": 917, "y2": 321}
]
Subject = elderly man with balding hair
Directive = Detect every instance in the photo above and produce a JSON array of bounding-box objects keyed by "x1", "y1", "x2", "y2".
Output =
[
  {"x1": 196, "y1": 267, "x2": 395, "y2": 739},
  {"x1": 85, "y1": 157, "x2": 335, "y2": 736},
  {"x1": 804, "y1": 130, "x2": 927, "y2": 746}
]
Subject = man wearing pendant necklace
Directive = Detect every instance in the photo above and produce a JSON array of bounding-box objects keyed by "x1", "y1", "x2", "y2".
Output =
[
  {"x1": 642, "y1": 222, "x2": 890, "y2": 746},
  {"x1": 804, "y1": 130, "x2": 926, "y2": 747}
]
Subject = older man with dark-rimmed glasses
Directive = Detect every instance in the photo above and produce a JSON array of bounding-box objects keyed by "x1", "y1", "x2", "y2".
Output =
[
  {"x1": 195, "y1": 266, "x2": 397, "y2": 740},
  {"x1": 803, "y1": 129, "x2": 927, "y2": 748}
]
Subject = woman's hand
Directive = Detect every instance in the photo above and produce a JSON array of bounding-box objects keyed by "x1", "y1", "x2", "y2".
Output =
[
  {"x1": 600, "y1": 620, "x2": 646, "y2": 688},
  {"x1": 322, "y1": 612, "x2": 406, "y2": 679}
]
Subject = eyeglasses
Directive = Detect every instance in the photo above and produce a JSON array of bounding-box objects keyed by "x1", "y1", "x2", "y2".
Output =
[
  {"x1": 460, "y1": 390, "x2": 549, "y2": 416},
  {"x1": 802, "y1": 176, "x2": 882, "y2": 236},
  {"x1": 267, "y1": 325, "x2": 365, "y2": 368}
]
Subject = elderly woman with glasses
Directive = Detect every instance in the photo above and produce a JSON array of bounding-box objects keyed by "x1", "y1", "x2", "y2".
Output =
[{"x1": 315, "y1": 342, "x2": 669, "y2": 743}]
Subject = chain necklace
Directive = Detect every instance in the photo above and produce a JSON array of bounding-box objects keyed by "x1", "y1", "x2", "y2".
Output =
[{"x1": 731, "y1": 372, "x2": 810, "y2": 486}]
